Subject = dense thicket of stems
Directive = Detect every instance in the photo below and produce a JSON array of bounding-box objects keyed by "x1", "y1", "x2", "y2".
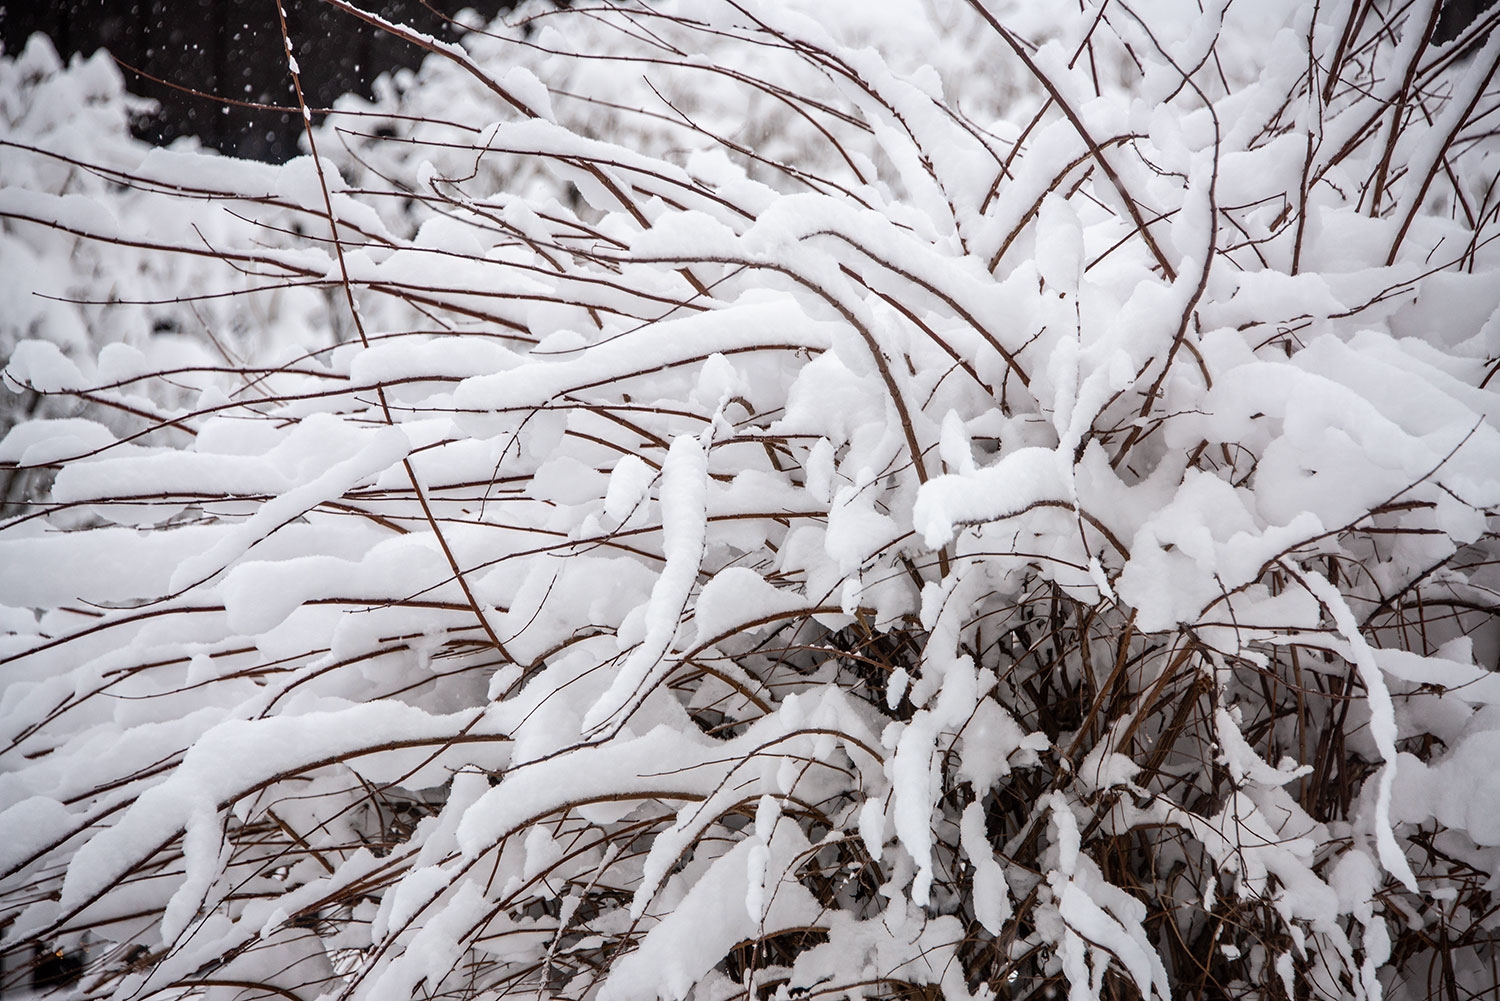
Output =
[{"x1": 3, "y1": 3, "x2": 1500, "y2": 1001}]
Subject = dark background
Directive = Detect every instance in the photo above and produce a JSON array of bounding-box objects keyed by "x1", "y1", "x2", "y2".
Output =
[
  {"x1": 1, "y1": 1, "x2": 1494, "y2": 164},
  {"x1": 1, "y1": 0, "x2": 511, "y2": 162}
]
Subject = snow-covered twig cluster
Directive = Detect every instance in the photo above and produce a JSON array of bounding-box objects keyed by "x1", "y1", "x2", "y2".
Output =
[{"x1": 3, "y1": 2, "x2": 1500, "y2": 1000}]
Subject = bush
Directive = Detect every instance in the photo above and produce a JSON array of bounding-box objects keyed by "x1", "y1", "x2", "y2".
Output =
[{"x1": 3, "y1": 2, "x2": 1500, "y2": 1000}]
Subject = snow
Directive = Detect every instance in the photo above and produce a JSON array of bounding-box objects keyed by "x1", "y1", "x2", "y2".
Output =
[
  {"x1": 4, "y1": 339, "x2": 88, "y2": 393},
  {"x1": 582, "y1": 434, "x2": 707, "y2": 734},
  {"x1": 603, "y1": 453, "x2": 656, "y2": 524},
  {"x1": 961, "y1": 802, "x2": 1011, "y2": 935},
  {"x1": 912, "y1": 446, "x2": 1072, "y2": 548},
  {"x1": 691, "y1": 566, "x2": 808, "y2": 642},
  {"x1": 1298, "y1": 569, "x2": 1419, "y2": 893},
  {"x1": 1392, "y1": 731, "x2": 1500, "y2": 846},
  {"x1": 0, "y1": 417, "x2": 117, "y2": 465},
  {"x1": 1056, "y1": 880, "x2": 1160, "y2": 1000},
  {"x1": 0, "y1": 796, "x2": 73, "y2": 876},
  {"x1": 5, "y1": 2, "x2": 1500, "y2": 1000},
  {"x1": 599, "y1": 822, "x2": 821, "y2": 1001},
  {"x1": 164, "y1": 421, "x2": 411, "y2": 592}
]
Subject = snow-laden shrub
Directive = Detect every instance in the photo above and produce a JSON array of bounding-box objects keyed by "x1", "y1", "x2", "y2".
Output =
[
  {"x1": 4, "y1": 2, "x2": 1500, "y2": 1000},
  {"x1": 0, "y1": 32, "x2": 380, "y2": 512}
]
